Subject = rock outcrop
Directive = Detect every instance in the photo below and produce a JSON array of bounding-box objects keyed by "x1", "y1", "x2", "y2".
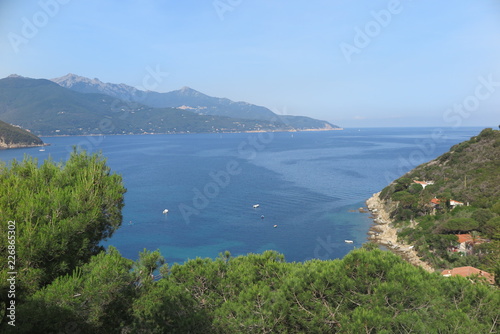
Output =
[{"x1": 366, "y1": 192, "x2": 434, "y2": 273}]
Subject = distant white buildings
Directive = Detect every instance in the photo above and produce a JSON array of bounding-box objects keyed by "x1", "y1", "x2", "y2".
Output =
[
  {"x1": 429, "y1": 198, "x2": 464, "y2": 209},
  {"x1": 413, "y1": 180, "x2": 434, "y2": 189},
  {"x1": 449, "y1": 200, "x2": 464, "y2": 208}
]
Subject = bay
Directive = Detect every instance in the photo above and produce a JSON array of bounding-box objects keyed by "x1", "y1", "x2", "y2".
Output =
[{"x1": 0, "y1": 127, "x2": 484, "y2": 263}]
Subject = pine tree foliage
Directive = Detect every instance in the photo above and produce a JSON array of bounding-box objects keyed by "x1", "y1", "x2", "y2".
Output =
[
  {"x1": 0, "y1": 150, "x2": 126, "y2": 296},
  {"x1": 0, "y1": 150, "x2": 498, "y2": 333},
  {"x1": 9, "y1": 248, "x2": 499, "y2": 333}
]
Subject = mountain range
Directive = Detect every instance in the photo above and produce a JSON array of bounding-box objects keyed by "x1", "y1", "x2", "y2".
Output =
[
  {"x1": 0, "y1": 74, "x2": 340, "y2": 136},
  {"x1": 52, "y1": 74, "x2": 279, "y2": 122}
]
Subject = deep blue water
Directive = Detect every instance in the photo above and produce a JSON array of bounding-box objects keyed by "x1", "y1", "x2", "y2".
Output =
[{"x1": 0, "y1": 127, "x2": 484, "y2": 263}]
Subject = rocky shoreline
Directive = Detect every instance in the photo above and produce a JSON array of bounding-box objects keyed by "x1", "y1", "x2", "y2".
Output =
[
  {"x1": 0, "y1": 142, "x2": 47, "y2": 149},
  {"x1": 366, "y1": 192, "x2": 435, "y2": 273},
  {"x1": 43, "y1": 127, "x2": 344, "y2": 137}
]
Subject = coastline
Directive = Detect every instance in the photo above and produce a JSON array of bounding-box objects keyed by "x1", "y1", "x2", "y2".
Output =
[
  {"x1": 0, "y1": 142, "x2": 47, "y2": 150},
  {"x1": 39, "y1": 127, "x2": 344, "y2": 137},
  {"x1": 366, "y1": 192, "x2": 435, "y2": 273}
]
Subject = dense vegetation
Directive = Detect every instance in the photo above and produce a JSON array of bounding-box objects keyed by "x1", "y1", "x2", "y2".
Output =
[
  {"x1": 0, "y1": 150, "x2": 126, "y2": 295},
  {"x1": 1, "y1": 150, "x2": 498, "y2": 333},
  {"x1": 379, "y1": 128, "x2": 500, "y2": 274},
  {"x1": 0, "y1": 120, "x2": 43, "y2": 148},
  {"x1": 53, "y1": 73, "x2": 340, "y2": 129},
  {"x1": 9, "y1": 247, "x2": 500, "y2": 333},
  {"x1": 0, "y1": 76, "x2": 332, "y2": 136}
]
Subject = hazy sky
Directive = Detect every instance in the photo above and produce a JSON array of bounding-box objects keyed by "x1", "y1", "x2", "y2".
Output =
[{"x1": 1, "y1": 1, "x2": 499, "y2": 128}]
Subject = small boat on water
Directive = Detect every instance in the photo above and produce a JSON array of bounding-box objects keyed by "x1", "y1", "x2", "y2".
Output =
[
  {"x1": 39, "y1": 148, "x2": 45, "y2": 152},
  {"x1": 273, "y1": 225, "x2": 278, "y2": 228},
  {"x1": 344, "y1": 240, "x2": 353, "y2": 244},
  {"x1": 253, "y1": 204, "x2": 260, "y2": 208},
  {"x1": 162, "y1": 209, "x2": 169, "y2": 214}
]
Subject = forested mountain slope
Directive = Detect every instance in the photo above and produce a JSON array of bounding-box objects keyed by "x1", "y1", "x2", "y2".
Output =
[
  {"x1": 0, "y1": 76, "x2": 292, "y2": 136},
  {"x1": 0, "y1": 120, "x2": 43, "y2": 148},
  {"x1": 51, "y1": 73, "x2": 341, "y2": 130},
  {"x1": 378, "y1": 128, "x2": 500, "y2": 272}
]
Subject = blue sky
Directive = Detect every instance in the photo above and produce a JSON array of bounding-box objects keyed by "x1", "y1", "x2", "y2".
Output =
[{"x1": 1, "y1": 0, "x2": 499, "y2": 127}]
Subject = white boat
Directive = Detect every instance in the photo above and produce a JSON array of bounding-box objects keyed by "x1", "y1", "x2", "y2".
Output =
[
  {"x1": 344, "y1": 240, "x2": 353, "y2": 244},
  {"x1": 253, "y1": 204, "x2": 260, "y2": 208},
  {"x1": 273, "y1": 225, "x2": 277, "y2": 228},
  {"x1": 162, "y1": 209, "x2": 169, "y2": 214},
  {"x1": 39, "y1": 148, "x2": 45, "y2": 152}
]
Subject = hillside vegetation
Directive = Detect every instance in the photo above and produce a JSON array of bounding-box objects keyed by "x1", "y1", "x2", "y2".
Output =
[
  {"x1": 0, "y1": 76, "x2": 339, "y2": 136},
  {"x1": 379, "y1": 128, "x2": 500, "y2": 273},
  {"x1": 51, "y1": 73, "x2": 341, "y2": 130},
  {"x1": 0, "y1": 120, "x2": 43, "y2": 148},
  {"x1": 1, "y1": 150, "x2": 498, "y2": 333},
  {"x1": 0, "y1": 77, "x2": 293, "y2": 136}
]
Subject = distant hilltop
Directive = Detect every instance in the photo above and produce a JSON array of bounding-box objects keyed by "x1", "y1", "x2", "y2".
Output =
[
  {"x1": 0, "y1": 74, "x2": 342, "y2": 136},
  {"x1": 51, "y1": 73, "x2": 342, "y2": 131},
  {"x1": 0, "y1": 119, "x2": 44, "y2": 149}
]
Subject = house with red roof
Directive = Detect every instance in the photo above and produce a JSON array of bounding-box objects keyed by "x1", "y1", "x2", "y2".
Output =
[
  {"x1": 441, "y1": 266, "x2": 494, "y2": 285},
  {"x1": 448, "y1": 234, "x2": 487, "y2": 254},
  {"x1": 449, "y1": 199, "x2": 464, "y2": 208},
  {"x1": 429, "y1": 198, "x2": 464, "y2": 210},
  {"x1": 430, "y1": 198, "x2": 441, "y2": 206},
  {"x1": 456, "y1": 234, "x2": 473, "y2": 244},
  {"x1": 455, "y1": 234, "x2": 473, "y2": 253}
]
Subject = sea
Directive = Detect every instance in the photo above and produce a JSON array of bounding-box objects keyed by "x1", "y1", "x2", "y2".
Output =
[{"x1": 0, "y1": 127, "x2": 485, "y2": 264}]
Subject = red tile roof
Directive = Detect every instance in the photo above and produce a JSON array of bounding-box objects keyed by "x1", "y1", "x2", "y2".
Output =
[
  {"x1": 456, "y1": 234, "x2": 472, "y2": 244},
  {"x1": 441, "y1": 266, "x2": 494, "y2": 284},
  {"x1": 430, "y1": 198, "x2": 441, "y2": 205}
]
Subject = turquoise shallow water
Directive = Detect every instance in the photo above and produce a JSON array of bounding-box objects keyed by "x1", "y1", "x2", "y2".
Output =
[{"x1": 0, "y1": 127, "x2": 484, "y2": 263}]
